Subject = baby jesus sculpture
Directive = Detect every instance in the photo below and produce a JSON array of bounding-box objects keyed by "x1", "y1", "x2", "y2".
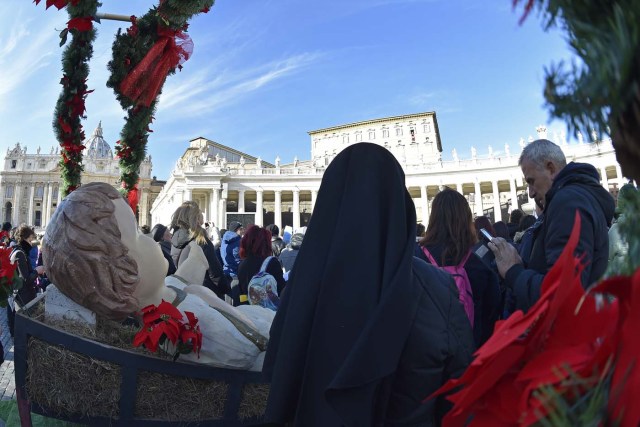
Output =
[{"x1": 41, "y1": 182, "x2": 273, "y2": 371}]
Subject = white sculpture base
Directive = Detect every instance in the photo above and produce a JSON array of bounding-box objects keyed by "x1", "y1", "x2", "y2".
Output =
[{"x1": 45, "y1": 284, "x2": 96, "y2": 327}]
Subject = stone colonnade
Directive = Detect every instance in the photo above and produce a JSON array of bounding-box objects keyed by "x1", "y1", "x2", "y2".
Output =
[
  {"x1": 2, "y1": 181, "x2": 155, "y2": 229},
  {"x1": 177, "y1": 163, "x2": 626, "y2": 232},
  {"x1": 4, "y1": 181, "x2": 62, "y2": 228},
  {"x1": 185, "y1": 187, "x2": 319, "y2": 231}
]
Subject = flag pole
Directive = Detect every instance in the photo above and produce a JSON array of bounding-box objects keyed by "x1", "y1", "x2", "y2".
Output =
[{"x1": 95, "y1": 12, "x2": 131, "y2": 22}]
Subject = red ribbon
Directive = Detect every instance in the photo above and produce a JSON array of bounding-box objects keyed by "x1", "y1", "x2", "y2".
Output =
[
  {"x1": 127, "y1": 185, "x2": 140, "y2": 212},
  {"x1": 120, "y1": 27, "x2": 193, "y2": 107}
]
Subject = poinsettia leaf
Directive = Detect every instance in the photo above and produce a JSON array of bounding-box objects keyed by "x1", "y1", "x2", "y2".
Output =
[
  {"x1": 157, "y1": 300, "x2": 183, "y2": 321},
  {"x1": 67, "y1": 17, "x2": 93, "y2": 32},
  {"x1": 608, "y1": 267, "x2": 640, "y2": 427}
]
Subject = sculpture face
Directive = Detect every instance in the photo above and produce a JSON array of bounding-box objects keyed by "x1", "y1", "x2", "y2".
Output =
[{"x1": 112, "y1": 197, "x2": 168, "y2": 303}]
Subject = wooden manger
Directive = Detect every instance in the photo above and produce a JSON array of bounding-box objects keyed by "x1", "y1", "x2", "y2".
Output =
[{"x1": 14, "y1": 296, "x2": 270, "y2": 426}]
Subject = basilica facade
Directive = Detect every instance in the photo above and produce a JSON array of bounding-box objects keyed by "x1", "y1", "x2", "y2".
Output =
[
  {"x1": 0, "y1": 123, "x2": 160, "y2": 230},
  {"x1": 150, "y1": 111, "x2": 624, "y2": 231}
]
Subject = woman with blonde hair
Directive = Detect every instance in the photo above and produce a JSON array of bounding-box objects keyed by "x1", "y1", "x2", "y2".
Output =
[{"x1": 170, "y1": 201, "x2": 228, "y2": 299}]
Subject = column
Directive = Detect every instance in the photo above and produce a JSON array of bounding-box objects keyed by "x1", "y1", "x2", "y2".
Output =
[
  {"x1": 185, "y1": 188, "x2": 193, "y2": 202},
  {"x1": 57, "y1": 184, "x2": 62, "y2": 205},
  {"x1": 238, "y1": 190, "x2": 245, "y2": 213},
  {"x1": 600, "y1": 166, "x2": 609, "y2": 190},
  {"x1": 203, "y1": 191, "x2": 209, "y2": 223},
  {"x1": 420, "y1": 185, "x2": 429, "y2": 224},
  {"x1": 292, "y1": 189, "x2": 300, "y2": 230},
  {"x1": 219, "y1": 197, "x2": 227, "y2": 228},
  {"x1": 41, "y1": 183, "x2": 49, "y2": 227},
  {"x1": 140, "y1": 189, "x2": 149, "y2": 226},
  {"x1": 45, "y1": 182, "x2": 54, "y2": 227},
  {"x1": 509, "y1": 177, "x2": 518, "y2": 212},
  {"x1": 28, "y1": 184, "x2": 36, "y2": 226},
  {"x1": 209, "y1": 188, "x2": 219, "y2": 226},
  {"x1": 615, "y1": 164, "x2": 624, "y2": 185},
  {"x1": 474, "y1": 179, "x2": 483, "y2": 217},
  {"x1": 274, "y1": 190, "x2": 282, "y2": 231},
  {"x1": 255, "y1": 190, "x2": 264, "y2": 226},
  {"x1": 456, "y1": 182, "x2": 463, "y2": 195},
  {"x1": 13, "y1": 181, "x2": 22, "y2": 225},
  {"x1": 492, "y1": 180, "x2": 502, "y2": 222},
  {"x1": 311, "y1": 190, "x2": 318, "y2": 212}
]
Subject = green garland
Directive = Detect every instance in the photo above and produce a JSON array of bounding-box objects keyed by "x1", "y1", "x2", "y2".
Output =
[
  {"x1": 512, "y1": 0, "x2": 640, "y2": 181},
  {"x1": 107, "y1": 0, "x2": 215, "y2": 201},
  {"x1": 48, "y1": 0, "x2": 101, "y2": 196}
]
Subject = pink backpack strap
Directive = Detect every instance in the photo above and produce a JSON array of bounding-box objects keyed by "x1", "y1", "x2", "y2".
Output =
[
  {"x1": 458, "y1": 250, "x2": 472, "y2": 268},
  {"x1": 421, "y1": 247, "x2": 439, "y2": 267}
]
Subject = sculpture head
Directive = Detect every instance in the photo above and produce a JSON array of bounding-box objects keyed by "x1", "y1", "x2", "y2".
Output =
[{"x1": 42, "y1": 182, "x2": 168, "y2": 321}]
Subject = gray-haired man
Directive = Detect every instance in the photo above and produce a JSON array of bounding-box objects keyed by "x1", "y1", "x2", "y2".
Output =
[{"x1": 489, "y1": 139, "x2": 615, "y2": 312}]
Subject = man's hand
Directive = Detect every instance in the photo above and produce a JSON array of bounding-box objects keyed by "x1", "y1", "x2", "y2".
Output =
[
  {"x1": 487, "y1": 237, "x2": 522, "y2": 278},
  {"x1": 35, "y1": 265, "x2": 45, "y2": 275}
]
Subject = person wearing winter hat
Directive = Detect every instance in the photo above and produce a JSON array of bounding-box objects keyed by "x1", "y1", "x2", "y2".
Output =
[
  {"x1": 279, "y1": 233, "x2": 304, "y2": 274},
  {"x1": 221, "y1": 221, "x2": 245, "y2": 281},
  {"x1": 151, "y1": 223, "x2": 176, "y2": 276}
]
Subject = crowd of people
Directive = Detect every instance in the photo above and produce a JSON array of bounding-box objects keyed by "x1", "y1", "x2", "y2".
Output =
[
  {"x1": 143, "y1": 204, "x2": 307, "y2": 310},
  {"x1": 2, "y1": 137, "x2": 634, "y2": 425},
  {"x1": 0, "y1": 222, "x2": 49, "y2": 338}
]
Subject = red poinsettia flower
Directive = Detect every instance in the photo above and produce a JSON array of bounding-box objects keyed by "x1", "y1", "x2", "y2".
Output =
[
  {"x1": 133, "y1": 323, "x2": 165, "y2": 353},
  {"x1": 34, "y1": 0, "x2": 69, "y2": 10},
  {"x1": 140, "y1": 300, "x2": 183, "y2": 344},
  {"x1": 57, "y1": 116, "x2": 72, "y2": 134},
  {"x1": 67, "y1": 17, "x2": 93, "y2": 32},
  {"x1": 180, "y1": 311, "x2": 203, "y2": 356},
  {"x1": 430, "y1": 212, "x2": 628, "y2": 426},
  {"x1": 134, "y1": 303, "x2": 204, "y2": 359},
  {"x1": 591, "y1": 270, "x2": 640, "y2": 427}
]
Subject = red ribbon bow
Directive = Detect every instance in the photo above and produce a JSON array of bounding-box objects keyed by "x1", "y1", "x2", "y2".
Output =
[{"x1": 120, "y1": 27, "x2": 193, "y2": 107}]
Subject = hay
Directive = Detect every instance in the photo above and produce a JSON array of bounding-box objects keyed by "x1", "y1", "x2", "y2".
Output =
[
  {"x1": 20, "y1": 300, "x2": 269, "y2": 422},
  {"x1": 135, "y1": 372, "x2": 227, "y2": 421},
  {"x1": 26, "y1": 338, "x2": 122, "y2": 419},
  {"x1": 238, "y1": 384, "x2": 270, "y2": 420}
]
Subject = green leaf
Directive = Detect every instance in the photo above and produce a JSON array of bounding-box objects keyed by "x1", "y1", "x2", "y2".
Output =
[{"x1": 59, "y1": 28, "x2": 69, "y2": 47}]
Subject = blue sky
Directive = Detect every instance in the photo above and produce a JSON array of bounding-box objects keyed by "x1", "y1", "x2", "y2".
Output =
[{"x1": 0, "y1": 0, "x2": 575, "y2": 180}]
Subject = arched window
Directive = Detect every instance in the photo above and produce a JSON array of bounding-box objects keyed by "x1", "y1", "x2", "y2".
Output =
[{"x1": 4, "y1": 202, "x2": 12, "y2": 223}]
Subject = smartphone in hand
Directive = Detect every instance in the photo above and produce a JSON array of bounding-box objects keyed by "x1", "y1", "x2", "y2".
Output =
[{"x1": 479, "y1": 228, "x2": 494, "y2": 243}]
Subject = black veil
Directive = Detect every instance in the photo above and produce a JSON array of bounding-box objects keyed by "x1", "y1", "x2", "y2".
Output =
[{"x1": 263, "y1": 143, "x2": 423, "y2": 425}]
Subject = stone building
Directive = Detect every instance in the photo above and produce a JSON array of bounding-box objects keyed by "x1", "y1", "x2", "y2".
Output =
[
  {"x1": 151, "y1": 111, "x2": 625, "y2": 230},
  {"x1": 0, "y1": 122, "x2": 158, "y2": 230}
]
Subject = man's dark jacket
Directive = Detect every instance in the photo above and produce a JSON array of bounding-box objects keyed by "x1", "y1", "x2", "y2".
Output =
[
  {"x1": 504, "y1": 162, "x2": 615, "y2": 312},
  {"x1": 271, "y1": 237, "x2": 286, "y2": 258}
]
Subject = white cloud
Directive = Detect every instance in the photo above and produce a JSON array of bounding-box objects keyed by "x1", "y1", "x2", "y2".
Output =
[
  {"x1": 158, "y1": 52, "x2": 322, "y2": 118},
  {"x1": 0, "y1": 13, "x2": 62, "y2": 101}
]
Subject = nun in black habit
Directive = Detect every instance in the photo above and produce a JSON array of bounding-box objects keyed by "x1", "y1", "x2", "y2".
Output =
[{"x1": 263, "y1": 143, "x2": 474, "y2": 426}]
